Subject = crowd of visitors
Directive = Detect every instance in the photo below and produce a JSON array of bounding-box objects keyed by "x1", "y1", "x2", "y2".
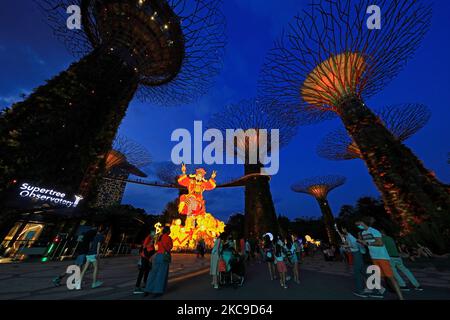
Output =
[{"x1": 51, "y1": 215, "x2": 438, "y2": 300}]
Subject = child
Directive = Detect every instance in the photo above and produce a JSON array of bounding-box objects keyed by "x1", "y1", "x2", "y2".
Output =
[{"x1": 274, "y1": 242, "x2": 288, "y2": 289}]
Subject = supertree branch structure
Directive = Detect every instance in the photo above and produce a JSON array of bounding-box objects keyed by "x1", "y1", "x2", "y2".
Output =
[
  {"x1": 258, "y1": 0, "x2": 450, "y2": 240},
  {"x1": 0, "y1": 0, "x2": 225, "y2": 200},
  {"x1": 208, "y1": 99, "x2": 298, "y2": 237},
  {"x1": 291, "y1": 175, "x2": 346, "y2": 245},
  {"x1": 94, "y1": 135, "x2": 151, "y2": 207},
  {"x1": 39, "y1": 0, "x2": 226, "y2": 105},
  {"x1": 106, "y1": 135, "x2": 152, "y2": 175},
  {"x1": 317, "y1": 103, "x2": 431, "y2": 160}
]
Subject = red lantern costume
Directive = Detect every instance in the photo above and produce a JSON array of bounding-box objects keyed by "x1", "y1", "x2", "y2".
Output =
[{"x1": 177, "y1": 166, "x2": 216, "y2": 216}]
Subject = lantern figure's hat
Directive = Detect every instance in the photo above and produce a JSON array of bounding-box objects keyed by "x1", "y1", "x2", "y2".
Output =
[{"x1": 195, "y1": 168, "x2": 207, "y2": 176}]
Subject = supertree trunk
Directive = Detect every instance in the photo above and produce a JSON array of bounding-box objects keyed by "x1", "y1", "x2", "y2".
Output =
[
  {"x1": 244, "y1": 163, "x2": 278, "y2": 238},
  {"x1": 336, "y1": 96, "x2": 450, "y2": 236},
  {"x1": 316, "y1": 198, "x2": 338, "y2": 245},
  {"x1": 0, "y1": 48, "x2": 138, "y2": 199}
]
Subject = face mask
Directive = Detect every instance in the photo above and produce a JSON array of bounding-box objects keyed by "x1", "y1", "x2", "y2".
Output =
[{"x1": 357, "y1": 225, "x2": 365, "y2": 230}]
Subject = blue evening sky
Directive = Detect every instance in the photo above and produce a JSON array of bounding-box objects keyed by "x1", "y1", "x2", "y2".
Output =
[{"x1": 1, "y1": 1, "x2": 449, "y2": 221}]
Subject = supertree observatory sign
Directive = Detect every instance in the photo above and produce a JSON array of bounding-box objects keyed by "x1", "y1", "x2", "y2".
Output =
[{"x1": 17, "y1": 182, "x2": 83, "y2": 208}]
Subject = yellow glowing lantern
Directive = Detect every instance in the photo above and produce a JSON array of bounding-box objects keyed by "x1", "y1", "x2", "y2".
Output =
[{"x1": 169, "y1": 213, "x2": 225, "y2": 250}]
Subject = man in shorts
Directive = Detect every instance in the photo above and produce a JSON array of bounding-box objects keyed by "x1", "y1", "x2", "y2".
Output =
[
  {"x1": 355, "y1": 218, "x2": 404, "y2": 300},
  {"x1": 79, "y1": 226, "x2": 105, "y2": 289},
  {"x1": 52, "y1": 229, "x2": 92, "y2": 287}
]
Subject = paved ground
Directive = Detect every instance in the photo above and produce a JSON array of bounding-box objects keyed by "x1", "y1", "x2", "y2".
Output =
[
  {"x1": 0, "y1": 253, "x2": 209, "y2": 300},
  {"x1": 0, "y1": 254, "x2": 449, "y2": 300}
]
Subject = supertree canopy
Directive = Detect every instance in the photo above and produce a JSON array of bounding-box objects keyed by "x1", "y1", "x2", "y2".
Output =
[
  {"x1": 0, "y1": 0, "x2": 226, "y2": 201},
  {"x1": 258, "y1": 0, "x2": 450, "y2": 239},
  {"x1": 208, "y1": 99, "x2": 298, "y2": 237},
  {"x1": 317, "y1": 104, "x2": 431, "y2": 160},
  {"x1": 94, "y1": 135, "x2": 151, "y2": 207},
  {"x1": 291, "y1": 175, "x2": 346, "y2": 245}
]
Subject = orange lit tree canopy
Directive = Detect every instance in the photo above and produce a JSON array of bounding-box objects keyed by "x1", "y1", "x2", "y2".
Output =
[{"x1": 258, "y1": 0, "x2": 432, "y2": 121}]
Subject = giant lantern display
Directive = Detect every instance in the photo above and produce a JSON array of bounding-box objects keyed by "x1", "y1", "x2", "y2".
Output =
[{"x1": 160, "y1": 164, "x2": 225, "y2": 250}]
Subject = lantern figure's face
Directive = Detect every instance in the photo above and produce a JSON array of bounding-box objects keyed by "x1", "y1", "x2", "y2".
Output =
[{"x1": 301, "y1": 52, "x2": 366, "y2": 108}]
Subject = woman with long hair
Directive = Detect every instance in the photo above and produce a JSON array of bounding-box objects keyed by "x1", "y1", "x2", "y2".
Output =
[{"x1": 144, "y1": 226, "x2": 173, "y2": 298}]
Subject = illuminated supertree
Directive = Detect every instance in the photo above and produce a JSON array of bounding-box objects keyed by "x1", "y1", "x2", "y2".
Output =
[
  {"x1": 291, "y1": 175, "x2": 346, "y2": 245},
  {"x1": 94, "y1": 135, "x2": 151, "y2": 207},
  {"x1": 0, "y1": 0, "x2": 225, "y2": 200},
  {"x1": 208, "y1": 99, "x2": 298, "y2": 237},
  {"x1": 258, "y1": 0, "x2": 450, "y2": 236},
  {"x1": 317, "y1": 104, "x2": 431, "y2": 160}
]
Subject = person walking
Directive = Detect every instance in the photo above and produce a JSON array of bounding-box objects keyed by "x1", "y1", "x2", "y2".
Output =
[
  {"x1": 144, "y1": 226, "x2": 173, "y2": 298},
  {"x1": 79, "y1": 226, "x2": 105, "y2": 289},
  {"x1": 355, "y1": 219, "x2": 404, "y2": 300},
  {"x1": 381, "y1": 230, "x2": 423, "y2": 292},
  {"x1": 134, "y1": 230, "x2": 156, "y2": 294},
  {"x1": 52, "y1": 228, "x2": 94, "y2": 287},
  {"x1": 210, "y1": 234, "x2": 224, "y2": 289}
]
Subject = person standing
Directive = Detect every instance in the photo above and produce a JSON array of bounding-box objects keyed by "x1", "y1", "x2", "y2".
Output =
[
  {"x1": 145, "y1": 226, "x2": 173, "y2": 298},
  {"x1": 355, "y1": 219, "x2": 404, "y2": 300},
  {"x1": 245, "y1": 239, "x2": 251, "y2": 263},
  {"x1": 263, "y1": 235, "x2": 276, "y2": 280},
  {"x1": 381, "y1": 230, "x2": 423, "y2": 292},
  {"x1": 287, "y1": 236, "x2": 300, "y2": 284},
  {"x1": 339, "y1": 227, "x2": 369, "y2": 298},
  {"x1": 274, "y1": 241, "x2": 288, "y2": 289},
  {"x1": 210, "y1": 234, "x2": 224, "y2": 289},
  {"x1": 134, "y1": 230, "x2": 156, "y2": 294},
  {"x1": 79, "y1": 226, "x2": 105, "y2": 289}
]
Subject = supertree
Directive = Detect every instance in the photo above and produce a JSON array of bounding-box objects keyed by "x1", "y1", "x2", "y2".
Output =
[
  {"x1": 258, "y1": 0, "x2": 450, "y2": 237},
  {"x1": 317, "y1": 104, "x2": 431, "y2": 160},
  {"x1": 94, "y1": 135, "x2": 151, "y2": 207},
  {"x1": 291, "y1": 175, "x2": 346, "y2": 245},
  {"x1": 208, "y1": 99, "x2": 298, "y2": 237},
  {"x1": 0, "y1": 0, "x2": 226, "y2": 200}
]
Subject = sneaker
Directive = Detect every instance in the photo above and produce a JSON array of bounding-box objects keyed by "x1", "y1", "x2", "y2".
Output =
[
  {"x1": 286, "y1": 276, "x2": 291, "y2": 281},
  {"x1": 52, "y1": 277, "x2": 61, "y2": 287},
  {"x1": 353, "y1": 291, "x2": 368, "y2": 298},
  {"x1": 400, "y1": 286, "x2": 410, "y2": 292},
  {"x1": 133, "y1": 287, "x2": 144, "y2": 294},
  {"x1": 369, "y1": 292, "x2": 384, "y2": 299},
  {"x1": 414, "y1": 286, "x2": 424, "y2": 291},
  {"x1": 91, "y1": 281, "x2": 103, "y2": 289},
  {"x1": 214, "y1": 284, "x2": 219, "y2": 289},
  {"x1": 283, "y1": 285, "x2": 288, "y2": 289}
]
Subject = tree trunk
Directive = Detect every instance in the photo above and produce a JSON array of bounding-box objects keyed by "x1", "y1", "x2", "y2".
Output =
[
  {"x1": 244, "y1": 163, "x2": 279, "y2": 238},
  {"x1": 0, "y1": 48, "x2": 139, "y2": 202},
  {"x1": 336, "y1": 96, "x2": 450, "y2": 241},
  {"x1": 316, "y1": 197, "x2": 339, "y2": 245}
]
